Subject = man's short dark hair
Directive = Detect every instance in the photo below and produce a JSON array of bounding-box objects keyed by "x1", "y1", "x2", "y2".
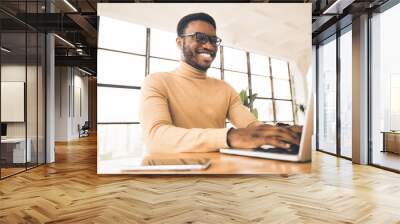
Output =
[{"x1": 177, "y1": 12, "x2": 216, "y2": 36}]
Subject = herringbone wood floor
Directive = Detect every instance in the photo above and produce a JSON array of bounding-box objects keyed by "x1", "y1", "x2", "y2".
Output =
[{"x1": 1, "y1": 135, "x2": 400, "y2": 224}]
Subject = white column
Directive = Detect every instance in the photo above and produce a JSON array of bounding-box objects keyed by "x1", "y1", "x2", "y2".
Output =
[
  {"x1": 46, "y1": 32, "x2": 55, "y2": 163},
  {"x1": 45, "y1": 0, "x2": 56, "y2": 163},
  {"x1": 352, "y1": 14, "x2": 369, "y2": 164}
]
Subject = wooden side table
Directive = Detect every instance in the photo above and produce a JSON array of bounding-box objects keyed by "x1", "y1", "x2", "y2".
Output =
[{"x1": 381, "y1": 131, "x2": 400, "y2": 154}]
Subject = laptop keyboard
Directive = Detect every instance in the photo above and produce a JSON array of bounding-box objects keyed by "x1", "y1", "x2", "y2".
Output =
[{"x1": 254, "y1": 145, "x2": 300, "y2": 155}]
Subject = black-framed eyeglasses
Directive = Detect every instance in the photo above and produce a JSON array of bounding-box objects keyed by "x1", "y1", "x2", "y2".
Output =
[{"x1": 180, "y1": 32, "x2": 222, "y2": 46}]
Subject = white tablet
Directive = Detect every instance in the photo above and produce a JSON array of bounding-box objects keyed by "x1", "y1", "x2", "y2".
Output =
[{"x1": 122, "y1": 158, "x2": 211, "y2": 171}]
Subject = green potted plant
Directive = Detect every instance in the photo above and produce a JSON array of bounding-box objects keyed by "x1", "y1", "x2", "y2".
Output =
[
  {"x1": 239, "y1": 90, "x2": 258, "y2": 119},
  {"x1": 297, "y1": 104, "x2": 306, "y2": 115}
]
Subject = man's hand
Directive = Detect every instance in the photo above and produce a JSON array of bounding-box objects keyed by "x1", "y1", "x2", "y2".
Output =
[
  {"x1": 227, "y1": 124, "x2": 301, "y2": 149},
  {"x1": 287, "y1": 125, "x2": 302, "y2": 137},
  {"x1": 277, "y1": 123, "x2": 303, "y2": 139}
]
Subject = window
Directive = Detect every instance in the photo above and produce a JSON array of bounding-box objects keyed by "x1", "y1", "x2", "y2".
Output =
[
  {"x1": 315, "y1": 25, "x2": 354, "y2": 160},
  {"x1": 97, "y1": 49, "x2": 145, "y2": 86},
  {"x1": 370, "y1": 4, "x2": 400, "y2": 171},
  {"x1": 271, "y1": 58, "x2": 289, "y2": 79},
  {"x1": 150, "y1": 28, "x2": 180, "y2": 60},
  {"x1": 211, "y1": 48, "x2": 221, "y2": 69},
  {"x1": 317, "y1": 36, "x2": 337, "y2": 154},
  {"x1": 98, "y1": 16, "x2": 146, "y2": 54},
  {"x1": 339, "y1": 28, "x2": 352, "y2": 158},
  {"x1": 250, "y1": 53, "x2": 269, "y2": 76},
  {"x1": 224, "y1": 71, "x2": 248, "y2": 93},
  {"x1": 207, "y1": 68, "x2": 222, "y2": 80},
  {"x1": 253, "y1": 99, "x2": 274, "y2": 122},
  {"x1": 149, "y1": 58, "x2": 179, "y2": 74},
  {"x1": 98, "y1": 124, "x2": 144, "y2": 161},
  {"x1": 251, "y1": 75, "x2": 272, "y2": 98},
  {"x1": 220, "y1": 47, "x2": 295, "y2": 125},
  {"x1": 223, "y1": 47, "x2": 247, "y2": 73},
  {"x1": 390, "y1": 74, "x2": 400, "y2": 129},
  {"x1": 97, "y1": 87, "x2": 141, "y2": 123},
  {"x1": 275, "y1": 100, "x2": 293, "y2": 122},
  {"x1": 273, "y1": 79, "x2": 292, "y2": 100},
  {"x1": 97, "y1": 18, "x2": 148, "y2": 162}
]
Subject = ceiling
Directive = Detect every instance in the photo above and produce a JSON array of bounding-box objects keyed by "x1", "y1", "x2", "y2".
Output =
[{"x1": 0, "y1": 0, "x2": 391, "y2": 75}]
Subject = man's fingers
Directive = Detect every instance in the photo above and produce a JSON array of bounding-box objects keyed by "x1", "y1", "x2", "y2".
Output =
[
  {"x1": 264, "y1": 138, "x2": 291, "y2": 149},
  {"x1": 276, "y1": 127, "x2": 299, "y2": 140},
  {"x1": 289, "y1": 125, "x2": 302, "y2": 133},
  {"x1": 274, "y1": 136, "x2": 300, "y2": 145},
  {"x1": 259, "y1": 126, "x2": 299, "y2": 139},
  {"x1": 260, "y1": 128, "x2": 299, "y2": 145}
]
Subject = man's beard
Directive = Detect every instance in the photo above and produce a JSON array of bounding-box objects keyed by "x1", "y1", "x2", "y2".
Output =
[{"x1": 182, "y1": 40, "x2": 215, "y2": 71}]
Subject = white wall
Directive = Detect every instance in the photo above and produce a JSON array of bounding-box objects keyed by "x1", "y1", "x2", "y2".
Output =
[
  {"x1": 55, "y1": 66, "x2": 69, "y2": 141},
  {"x1": 55, "y1": 67, "x2": 89, "y2": 141},
  {"x1": 72, "y1": 72, "x2": 89, "y2": 138},
  {"x1": 1, "y1": 65, "x2": 37, "y2": 138},
  {"x1": 1, "y1": 65, "x2": 26, "y2": 142}
]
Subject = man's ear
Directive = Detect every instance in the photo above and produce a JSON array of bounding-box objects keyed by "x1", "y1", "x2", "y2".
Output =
[{"x1": 176, "y1": 37, "x2": 183, "y2": 50}]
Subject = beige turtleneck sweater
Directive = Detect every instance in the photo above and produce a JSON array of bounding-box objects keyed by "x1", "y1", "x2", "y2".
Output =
[{"x1": 140, "y1": 61, "x2": 260, "y2": 153}]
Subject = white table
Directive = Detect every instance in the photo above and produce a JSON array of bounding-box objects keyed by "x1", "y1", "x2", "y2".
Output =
[{"x1": 1, "y1": 138, "x2": 31, "y2": 163}]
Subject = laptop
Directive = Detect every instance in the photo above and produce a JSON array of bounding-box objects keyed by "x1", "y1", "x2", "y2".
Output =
[{"x1": 220, "y1": 94, "x2": 314, "y2": 162}]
